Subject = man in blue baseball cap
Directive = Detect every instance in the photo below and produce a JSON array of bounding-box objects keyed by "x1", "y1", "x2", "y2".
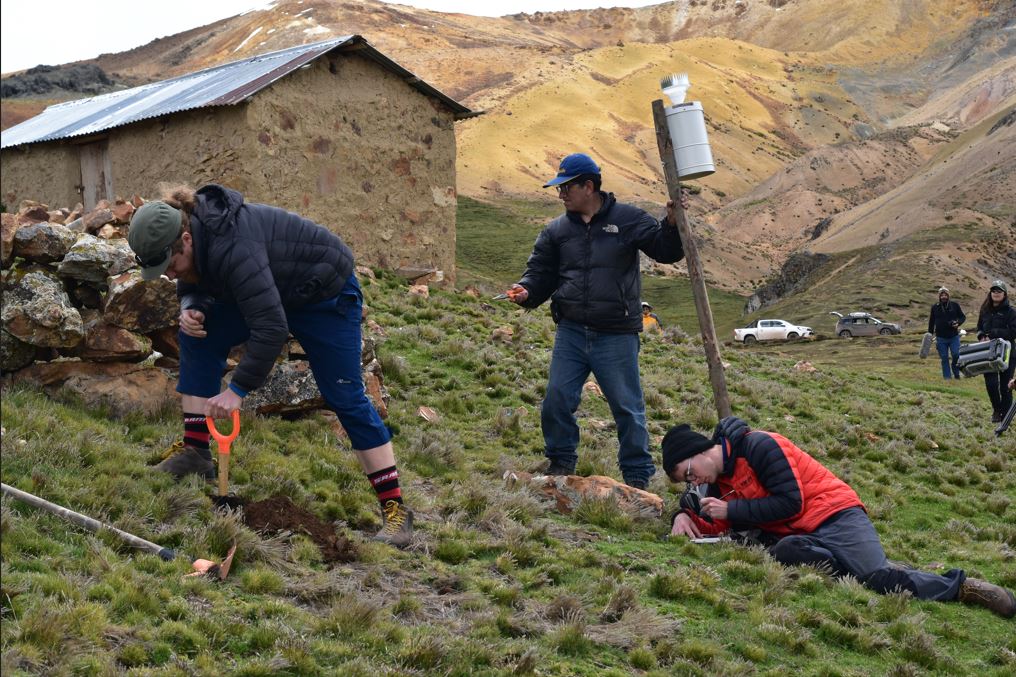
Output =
[{"x1": 501, "y1": 152, "x2": 688, "y2": 490}]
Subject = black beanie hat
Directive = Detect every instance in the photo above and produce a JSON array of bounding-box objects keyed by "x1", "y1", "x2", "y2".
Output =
[{"x1": 661, "y1": 424, "x2": 714, "y2": 477}]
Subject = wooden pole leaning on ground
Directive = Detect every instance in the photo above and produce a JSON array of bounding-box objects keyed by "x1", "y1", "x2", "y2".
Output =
[{"x1": 651, "y1": 98, "x2": 732, "y2": 420}]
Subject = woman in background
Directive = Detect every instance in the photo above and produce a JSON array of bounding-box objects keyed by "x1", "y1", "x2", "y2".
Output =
[{"x1": 975, "y1": 280, "x2": 1016, "y2": 423}]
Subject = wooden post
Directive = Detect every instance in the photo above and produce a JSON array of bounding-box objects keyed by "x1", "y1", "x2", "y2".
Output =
[{"x1": 652, "y1": 99, "x2": 732, "y2": 420}]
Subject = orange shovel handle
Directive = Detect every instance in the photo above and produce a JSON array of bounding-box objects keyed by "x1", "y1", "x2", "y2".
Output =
[{"x1": 206, "y1": 410, "x2": 240, "y2": 455}]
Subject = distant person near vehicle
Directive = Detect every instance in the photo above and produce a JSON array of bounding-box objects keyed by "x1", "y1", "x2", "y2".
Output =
[
  {"x1": 662, "y1": 416, "x2": 1016, "y2": 617},
  {"x1": 502, "y1": 153, "x2": 688, "y2": 490},
  {"x1": 127, "y1": 184, "x2": 413, "y2": 546},
  {"x1": 641, "y1": 302, "x2": 663, "y2": 335},
  {"x1": 975, "y1": 280, "x2": 1016, "y2": 423},
  {"x1": 927, "y1": 286, "x2": 965, "y2": 379}
]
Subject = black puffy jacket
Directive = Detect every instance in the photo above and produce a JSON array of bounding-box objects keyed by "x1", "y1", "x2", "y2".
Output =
[
  {"x1": 927, "y1": 300, "x2": 965, "y2": 338},
  {"x1": 177, "y1": 184, "x2": 355, "y2": 393},
  {"x1": 517, "y1": 192, "x2": 683, "y2": 333},
  {"x1": 976, "y1": 298, "x2": 1016, "y2": 342}
]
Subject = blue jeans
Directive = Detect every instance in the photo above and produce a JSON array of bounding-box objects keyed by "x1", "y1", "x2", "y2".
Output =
[
  {"x1": 541, "y1": 320, "x2": 654, "y2": 484},
  {"x1": 935, "y1": 335, "x2": 961, "y2": 379},
  {"x1": 769, "y1": 507, "x2": 963, "y2": 601},
  {"x1": 177, "y1": 274, "x2": 391, "y2": 451}
]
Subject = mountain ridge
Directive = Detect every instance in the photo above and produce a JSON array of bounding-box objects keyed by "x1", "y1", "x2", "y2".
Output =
[{"x1": 2, "y1": 0, "x2": 1013, "y2": 299}]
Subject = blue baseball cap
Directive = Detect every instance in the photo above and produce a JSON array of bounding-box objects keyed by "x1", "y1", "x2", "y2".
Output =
[{"x1": 543, "y1": 153, "x2": 601, "y2": 188}]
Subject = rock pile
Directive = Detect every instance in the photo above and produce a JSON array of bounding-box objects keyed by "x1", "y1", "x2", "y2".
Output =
[{"x1": 1, "y1": 198, "x2": 390, "y2": 421}]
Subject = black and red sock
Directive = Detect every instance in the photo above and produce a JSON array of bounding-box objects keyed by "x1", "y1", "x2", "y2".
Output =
[
  {"x1": 367, "y1": 466, "x2": 403, "y2": 506},
  {"x1": 183, "y1": 413, "x2": 212, "y2": 461}
]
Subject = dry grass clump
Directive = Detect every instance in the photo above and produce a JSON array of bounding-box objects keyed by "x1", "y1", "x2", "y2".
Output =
[{"x1": 585, "y1": 607, "x2": 681, "y2": 650}]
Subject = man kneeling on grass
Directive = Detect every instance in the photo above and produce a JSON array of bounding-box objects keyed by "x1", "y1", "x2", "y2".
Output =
[{"x1": 662, "y1": 416, "x2": 1015, "y2": 618}]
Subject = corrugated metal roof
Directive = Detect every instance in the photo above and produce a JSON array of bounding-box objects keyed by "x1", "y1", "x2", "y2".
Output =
[{"x1": 1, "y1": 35, "x2": 476, "y2": 150}]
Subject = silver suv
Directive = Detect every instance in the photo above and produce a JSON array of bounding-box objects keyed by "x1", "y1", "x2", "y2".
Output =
[{"x1": 830, "y1": 312, "x2": 901, "y2": 337}]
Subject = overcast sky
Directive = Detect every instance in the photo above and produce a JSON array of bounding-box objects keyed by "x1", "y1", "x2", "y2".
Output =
[{"x1": 1, "y1": 0, "x2": 655, "y2": 74}]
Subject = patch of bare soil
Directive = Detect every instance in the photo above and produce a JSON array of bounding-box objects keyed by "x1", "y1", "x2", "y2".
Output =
[{"x1": 243, "y1": 494, "x2": 357, "y2": 564}]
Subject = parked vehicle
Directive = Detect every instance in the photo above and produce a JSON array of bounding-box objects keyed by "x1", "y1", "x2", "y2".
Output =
[
  {"x1": 734, "y1": 319, "x2": 814, "y2": 344},
  {"x1": 830, "y1": 311, "x2": 901, "y2": 337}
]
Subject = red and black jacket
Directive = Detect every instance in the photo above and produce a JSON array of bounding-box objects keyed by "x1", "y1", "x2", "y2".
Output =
[{"x1": 685, "y1": 417, "x2": 864, "y2": 536}]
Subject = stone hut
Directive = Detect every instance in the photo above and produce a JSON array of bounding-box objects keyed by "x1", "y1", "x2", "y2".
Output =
[{"x1": 0, "y1": 36, "x2": 474, "y2": 282}]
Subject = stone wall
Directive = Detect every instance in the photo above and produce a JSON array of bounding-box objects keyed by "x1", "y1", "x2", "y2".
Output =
[
  {"x1": 106, "y1": 105, "x2": 253, "y2": 196},
  {"x1": 1, "y1": 200, "x2": 391, "y2": 421},
  {"x1": 243, "y1": 53, "x2": 459, "y2": 282},
  {"x1": 1, "y1": 143, "x2": 81, "y2": 209}
]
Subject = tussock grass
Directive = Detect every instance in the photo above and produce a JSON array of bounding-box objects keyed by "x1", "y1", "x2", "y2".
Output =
[{"x1": 3, "y1": 255, "x2": 1014, "y2": 674}]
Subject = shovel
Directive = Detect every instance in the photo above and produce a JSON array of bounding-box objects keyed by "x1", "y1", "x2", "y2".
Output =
[
  {"x1": 1, "y1": 482, "x2": 236, "y2": 579},
  {"x1": 207, "y1": 410, "x2": 244, "y2": 511}
]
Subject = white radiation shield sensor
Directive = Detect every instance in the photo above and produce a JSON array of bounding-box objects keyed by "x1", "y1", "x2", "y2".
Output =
[{"x1": 661, "y1": 73, "x2": 716, "y2": 180}]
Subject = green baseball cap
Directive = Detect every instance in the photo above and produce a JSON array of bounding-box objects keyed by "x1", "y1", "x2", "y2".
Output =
[
  {"x1": 990, "y1": 280, "x2": 1008, "y2": 294},
  {"x1": 128, "y1": 201, "x2": 182, "y2": 281}
]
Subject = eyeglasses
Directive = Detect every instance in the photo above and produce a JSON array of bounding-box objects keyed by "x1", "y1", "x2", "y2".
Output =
[
  {"x1": 991, "y1": 288, "x2": 1005, "y2": 293},
  {"x1": 556, "y1": 180, "x2": 586, "y2": 196},
  {"x1": 684, "y1": 461, "x2": 694, "y2": 483}
]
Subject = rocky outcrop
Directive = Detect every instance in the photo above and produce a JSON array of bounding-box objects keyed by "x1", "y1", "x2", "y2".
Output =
[
  {"x1": 1, "y1": 329, "x2": 36, "y2": 372},
  {"x1": 9, "y1": 361, "x2": 179, "y2": 418},
  {"x1": 103, "y1": 271, "x2": 179, "y2": 331},
  {"x1": 1, "y1": 270, "x2": 83, "y2": 347},
  {"x1": 57, "y1": 234, "x2": 135, "y2": 284},
  {"x1": 64, "y1": 310, "x2": 152, "y2": 362},
  {"x1": 0, "y1": 63, "x2": 115, "y2": 98},
  {"x1": 1, "y1": 197, "x2": 395, "y2": 422},
  {"x1": 744, "y1": 252, "x2": 831, "y2": 314},
  {"x1": 12, "y1": 222, "x2": 77, "y2": 263}
]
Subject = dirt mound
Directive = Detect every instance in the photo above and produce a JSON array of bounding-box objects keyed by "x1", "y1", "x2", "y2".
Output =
[{"x1": 243, "y1": 494, "x2": 357, "y2": 564}]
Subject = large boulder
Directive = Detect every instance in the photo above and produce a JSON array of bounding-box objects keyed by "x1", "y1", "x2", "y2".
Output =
[
  {"x1": 13, "y1": 222, "x2": 78, "y2": 264},
  {"x1": 1, "y1": 328, "x2": 36, "y2": 372},
  {"x1": 63, "y1": 310, "x2": 152, "y2": 362},
  {"x1": 57, "y1": 234, "x2": 136, "y2": 284},
  {"x1": 504, "y1": 471, "x2": 664, "y2": 519},
  {"x1": 1, "y1": 270, "x2": 83, "y2": 347},
  {"x1": 240, "y1": 360, "x2": 324, "y2": 416},
  {"x1": 9, "y1": 361, "x2": 178, "y2": 418},
  {"x1": 103, "y1": 270, "x2": 179, "y2": 331}
]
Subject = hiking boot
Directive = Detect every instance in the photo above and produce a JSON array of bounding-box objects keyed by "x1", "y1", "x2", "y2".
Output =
[
  {"x1": 545, "y1": 461, "x2": 575, "y2": 476},
  {"x1": 957, "y1": 578, "x2": 1016, "y2": 618},
  {"x1": 626, "y1": 478, "x2": 649, "y2": 491},
  {"x1": 153, "y1": 444, "x2": 216, "y2": 481},
  {"x1": 373, "y1": 500, "x2": 414, "y2": 548},
  {"x1": 992, "y1": 412, "x2": 1003, "y2": 423}
]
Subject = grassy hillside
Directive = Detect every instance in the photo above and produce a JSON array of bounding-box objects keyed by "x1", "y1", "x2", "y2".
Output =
[
  {"x1": 741, "y1": 221, "x2": 1013, "y2": 335},
  {"x1": 2, "y1": 268, "x2": 1015, "y2": 675}
]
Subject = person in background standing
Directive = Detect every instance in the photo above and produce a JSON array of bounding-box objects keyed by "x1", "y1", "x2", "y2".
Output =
[{"x1": 927, "y1": 286, "x2": 965, "y2": 379}]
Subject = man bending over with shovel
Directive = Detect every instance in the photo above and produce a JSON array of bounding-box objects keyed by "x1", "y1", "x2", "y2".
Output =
[
  {"x1": 662, "y1": 416, "x2": 1015, "y2": 618},
  {"x1": 127, "y1": 184, "x2": 412, "y2": 547}
]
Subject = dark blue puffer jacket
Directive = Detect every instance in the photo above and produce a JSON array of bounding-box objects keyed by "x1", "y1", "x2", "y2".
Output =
[
  {"x1": 177, "y1": 184, "x2": 355, "y2": 392},
  {"x1": 517, "y1": 192, "x2": 683, "y2": 333}
]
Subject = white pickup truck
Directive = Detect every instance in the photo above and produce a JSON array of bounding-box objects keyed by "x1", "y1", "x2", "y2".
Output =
[{"x1": 734, "y1": 319, "x2": 813, "y2": 344}]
